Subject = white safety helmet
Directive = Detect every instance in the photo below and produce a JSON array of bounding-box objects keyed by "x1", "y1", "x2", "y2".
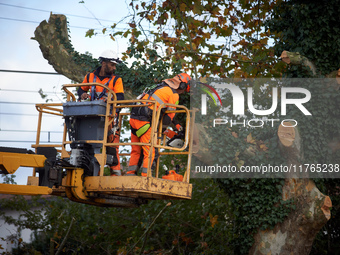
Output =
[{"x1": 99, "y1": 50, "x2": 122, "y2": 64}]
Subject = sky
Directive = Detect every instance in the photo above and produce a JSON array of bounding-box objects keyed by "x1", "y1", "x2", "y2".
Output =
[{"x1": 0, "y1": 0, "x2": 133, "y2": 184}]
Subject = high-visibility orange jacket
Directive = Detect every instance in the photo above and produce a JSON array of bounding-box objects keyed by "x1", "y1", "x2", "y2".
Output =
[
  {"x1": 78, "y1": 67, "x2": 124, "y2": 101},
  {"x1": 130, "y1": 83, "x2": 179, "y2": 122},
  {"x1": 128, "y1": 83, "x2": 179, "y2": 176},
  {"x1": 77, "y1": 67, "x2": 124, "y2": 173}
]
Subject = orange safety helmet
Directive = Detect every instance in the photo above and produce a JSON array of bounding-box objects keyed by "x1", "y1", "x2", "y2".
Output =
[
  {"x1": 163, "y1": 73, "x2": 192, "y2": 92},
  {"x1": 177, "y1": 73, "x2": 192, "y2": 92}
]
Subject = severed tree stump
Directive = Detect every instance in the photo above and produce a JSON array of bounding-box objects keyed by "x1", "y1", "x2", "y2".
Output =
[
  {"x1": 250, "y1": 122, "x2": 332, "y2": 255},
  {"x1": 280, "y1": 50, "x2": 317, "y2": 75}
]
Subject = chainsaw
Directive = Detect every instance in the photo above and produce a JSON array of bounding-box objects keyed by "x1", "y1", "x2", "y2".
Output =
[{"x1": 163, "y1": 128, "x2": 185, "y2": 148}]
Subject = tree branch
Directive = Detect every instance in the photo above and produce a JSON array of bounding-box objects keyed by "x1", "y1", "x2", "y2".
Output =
[
  {"x1": 32, "y1": 14, "x2": 87, "y2": 83},
  {"x1": 160, "y1": 50, "x2": 260, "y2": 64},
  {"x1": 32, "y1": 13, "x2": 136, "y2": 99},
  {"x1": 55, "y1": 217, "x2": 75, "y2": 255},
  {"x1": 280, "y1": 50, "x2": 317, "y2": 75},
  {"x1": 128, "y1": 202, "x2": 171, "y2": 254},
  {"x1": 173, "y1": 0, "x2": 198, "y2": 79}
]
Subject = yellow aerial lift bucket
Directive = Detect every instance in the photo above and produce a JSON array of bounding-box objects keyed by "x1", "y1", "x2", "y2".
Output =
[{"x1": 0, "y1": 83, "x2": 195, "y2": 208}]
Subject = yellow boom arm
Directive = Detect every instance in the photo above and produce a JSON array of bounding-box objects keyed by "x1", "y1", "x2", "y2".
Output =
[{"x1": 0, "y1": 151, "x2": 52, "y2": 195}]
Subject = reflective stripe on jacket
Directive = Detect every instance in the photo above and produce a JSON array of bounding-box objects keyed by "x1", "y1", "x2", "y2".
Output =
[
  {"x1": 81, "y1": 67, "x2": 124, "y2": 99},
  {"x1": 131, "y1": 85, "x2": 179, "y2": 121}
]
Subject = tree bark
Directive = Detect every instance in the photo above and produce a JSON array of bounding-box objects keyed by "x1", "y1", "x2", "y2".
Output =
[
  {"x1": 32, "y1": 14, "x2": 86, "y2": 83},
  {"x1": 191, "y1": 123, "x2": 214, "y2": 165},
  {"x1": 280, "y1": 51, "x2": 340, "y2": 86},
  {"x1": 249, "y1": 53, "x2": 338, "y2": 254},
  {"x1": 280, "y1": 50, "x2": 317, "y2": 76},
  {"x1": 32, "y1": 13, "x2": 135, "y2": 99},
  {"x1": 250, "y1": 122, "x2": 332, "y2": 255}
]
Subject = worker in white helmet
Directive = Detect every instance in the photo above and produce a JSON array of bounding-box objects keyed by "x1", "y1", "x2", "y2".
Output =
[{"x1": 77, "y1": 50, "x2": 124, "y2": 176}]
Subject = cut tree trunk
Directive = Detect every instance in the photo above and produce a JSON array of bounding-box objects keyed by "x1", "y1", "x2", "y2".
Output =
[
  {"x1": 249, "y1": 122, "x2": 332, "y2": 255},
  {"x1": 32, "y1": 14, "x2": 86, "y2": 83},
  {"x1": 32, "y1": 13, "x2": 135, "y2": 99},
  {"x1": 280, "y1": 50, "x2": 317, "y2": 75}
]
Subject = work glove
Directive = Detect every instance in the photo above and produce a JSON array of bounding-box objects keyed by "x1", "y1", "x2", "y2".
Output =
[{"x1": 175, "y1": 124, "x2": 183, "y2": 132}]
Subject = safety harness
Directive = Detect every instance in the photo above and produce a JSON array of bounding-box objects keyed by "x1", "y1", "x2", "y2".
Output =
[
  {"x1": 86, "y1": 73, "x2": 120, "y2": 101},
  {"x1": 131, "y1": 82, "x2": 175, "y2": 121},
  {"x1": 130, "y1": 83, "x2": 177, "y2": 137},
  {"x1": 84, "y1": 73, "x2": 122, "y2": 143}
]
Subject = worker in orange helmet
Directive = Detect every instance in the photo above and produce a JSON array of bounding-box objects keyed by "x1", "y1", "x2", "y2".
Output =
[
  {"x1": 127, "y1": 73, "x2": 191, "y2": 176},
  {"x1": 77, "y1": 50, "x2": 124, "y2": 176}
]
